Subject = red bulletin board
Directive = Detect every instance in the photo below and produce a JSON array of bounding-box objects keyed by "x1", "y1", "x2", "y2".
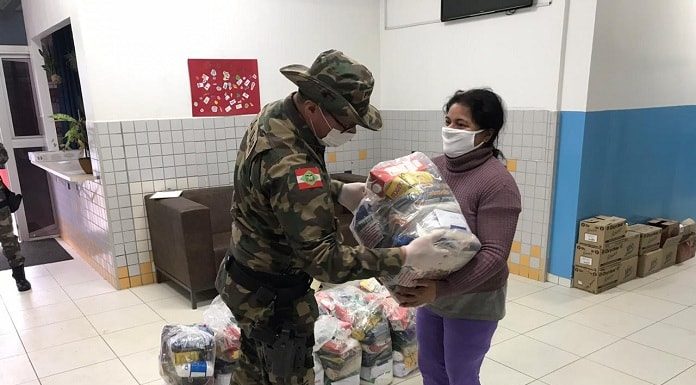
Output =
[{"x1": 187, "y1": 59, "x2": 261, "y2": 117}]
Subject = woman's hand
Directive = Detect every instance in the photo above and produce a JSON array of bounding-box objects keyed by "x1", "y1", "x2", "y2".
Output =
[{"x1": 393, "y1": 280, "x2": 439, "y2": 307}]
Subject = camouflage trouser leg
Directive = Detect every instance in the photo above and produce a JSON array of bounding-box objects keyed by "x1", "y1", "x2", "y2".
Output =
[
  {"x1": 0, "y1": 206, "x2": 23, "y2": 268},
  {"x1": 217, "y1": 262, "x2": 316, "y2": 385}
]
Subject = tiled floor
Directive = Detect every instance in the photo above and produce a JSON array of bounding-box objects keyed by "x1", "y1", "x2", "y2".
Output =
[{"x1": 2, "y1": 256, "x2": 696, "y2": 385}]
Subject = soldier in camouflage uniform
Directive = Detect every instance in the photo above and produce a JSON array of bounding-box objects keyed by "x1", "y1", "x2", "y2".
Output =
[
  {"x1": 0, "y1": 143, "x2": 31, "y2": 292},
  {"x1": 216, "y1": 50, "x2": 443, "y2": 385}
]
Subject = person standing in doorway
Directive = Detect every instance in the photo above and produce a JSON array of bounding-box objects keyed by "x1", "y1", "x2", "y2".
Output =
[
  {"x1": 394, "y1": 89, "x2": 521, "y2": 385},
  {"x1": 0, "y1": 142, "x2": 31, "y2": 292}
]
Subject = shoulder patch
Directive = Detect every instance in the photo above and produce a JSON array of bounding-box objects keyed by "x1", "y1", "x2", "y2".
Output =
[{"x1": 294, "y1": 167, "x2": 324, "y2": 190}]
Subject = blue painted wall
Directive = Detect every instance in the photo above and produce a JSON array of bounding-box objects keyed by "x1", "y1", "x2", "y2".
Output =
[{"x1": 549, "y1": 106, "x2": 696, "y2": 279}]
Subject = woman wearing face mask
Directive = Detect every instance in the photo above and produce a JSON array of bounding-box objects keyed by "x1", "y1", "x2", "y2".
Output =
[{"x1": 394, "y1": 89, "x2": 521, "y2": 385}]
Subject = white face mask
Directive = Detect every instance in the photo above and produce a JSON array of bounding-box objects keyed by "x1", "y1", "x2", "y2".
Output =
[
  {"x1": 442, "y1": 127, "x2": 485, "y2": 158},
  {"x1": 316, "y1": 108, "x2": 355, "y2": 147}
]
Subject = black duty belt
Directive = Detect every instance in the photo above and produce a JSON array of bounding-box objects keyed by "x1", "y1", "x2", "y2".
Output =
[{"x1": 225, "y1": 256, "x2": 312, "y2": 308}]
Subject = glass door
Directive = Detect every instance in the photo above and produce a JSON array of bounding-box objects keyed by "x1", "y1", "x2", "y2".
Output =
[{"x1": 0, "y1": 46, "x2": 59, "y2": 241}]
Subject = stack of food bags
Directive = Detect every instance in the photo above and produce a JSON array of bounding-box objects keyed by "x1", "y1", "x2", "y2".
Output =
[
  {"x1": 314, "y1": 315, "x2": 362, "y2": 385},
  {"x1": 351, "y1": 152, "x2": 481, "y2": 288},
  {"x1": 159, "y1": 324, "x2": 216, "y2": 385},
  {"x1": 202, "y1": 296, "x2": 242, "y2": 384},
  {"x1": 316, "y1": 286, "x2": 394, "y2": 385},
  {"x1": 360, "y1": 279, "x2": 418, "y2": 378}
]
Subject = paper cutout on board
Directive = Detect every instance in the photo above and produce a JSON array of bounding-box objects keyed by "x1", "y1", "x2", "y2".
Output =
[{"x1": 187, "y1": 59, "x2": 260, "y2": 117}]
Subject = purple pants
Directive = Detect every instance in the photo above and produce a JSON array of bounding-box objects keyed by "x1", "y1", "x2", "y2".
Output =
[{"x1": 416, "y1": 307, "x2": 498, "y2": 385}]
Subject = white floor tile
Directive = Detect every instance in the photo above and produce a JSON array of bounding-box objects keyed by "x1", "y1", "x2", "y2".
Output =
[
  {"x1": 62, "y1": 279, "x2": 117, "y2": 300},
  {"x1": 491, "y1": 326, "x2": 519, "y2": 345},
  {"x1": 566, "y1": 304, "x2": 655, "y2": 337},
  {"x1": 0, "y1": 275, "x2": 61, "y2": 296},
  {"x1": 662, "y1": 269, "x2": 696, "y2": 288},
  {"x1": 634, "y1": 280, "x2": 696, "y2": 306},
  {"x1": 129, "y1": 282, "x2": 181, "y2": 303},
  {"x1": 506, "y1": 278, "x2": 547, "y2": 300},
  {"x1": 19, "y1": 317, "x2": 97, "y2": 352},
  {"x1": 74, "y1": 290, "x2": 144, "y2": 316},
  {"x1": 51, "y1": 266, "x2": 104, "y2": 287},
  {"x1": 526, "y1": 318, "x2": 620, "y2": 356},
  {"x1": 0, "y1": 309, "x2": 14, "y2": 336},
  {"x1": 499, "y1": 303, "x2": 558, "y2": 334},
  {"x1": 0, "y1": 354, "x2": 37, "y2": 385},
  {"x1": 28, "y1": 336, "x2": 115, "y2": 378},
  {"x1": 480, "y1": 358, "x2": 534, "y2": 385},
  {"x1": 43, "y1": 259, "x2": 90, "y2": 276},
  {"x1": 548, "y1": 284, "x2": 625, "y2": 304},
  {"x1": 394, "y1": 375, "x2": 423, "y2": 385},
  {"x1": 147, "y1": 296, "x2": 208, "y2": 324},
  {"x1": 102, "y1": 320, "x2": 167, "y2": 356},
  {"x1": 487, "y1": 335, "x2": 579, "y2": 378},
  {"x1": 541, "y1": 359, "x2": 651, "y2": 385},
  {"x1": 587, "y1": 339, "x2": 693, "y2": 385},
  {"x1": 618, "y1": 275, "x2": 659, "y2": 291},
  {"x1": 601, "y1": 292, "x2": 686, "y2": 321},
  {"x1": 663, "y1": 308, "x2": 696, "y2": 333},
  {"x1": 87, "y1": 303, "x2": 163, "y2": 334},
  {"x1": 514, "y1": 288, "x2": 595, "y2": 317},
  {"x1": 120, "y1": 347, "x2": 161, "y2": 384},
  {"x1": 1, "y1": 287, "x2": 72, "y2": 311},
  {"x1": 0, "y1": 332, "x2": 25, "y2": 359},
  {"x1": 10, "y1": 301, "x2": 83, "y2": 331},
  {"x1": 40, "y1": 359, "x2": 138, "y2": 385},
  {"x1": 628, "y1": 322, "x2": 696, "y2": 361},
  {"x1": 664, "y1": 365, "x2": 696, "y2": 385}
]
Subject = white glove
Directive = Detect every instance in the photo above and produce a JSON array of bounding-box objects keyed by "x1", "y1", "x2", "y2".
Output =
[
  {"x1": 401, "y1": 230, "x2": 449, "y2": 272},
  {"x1": 338, "y1": 182, "x2": 366, "y2": 212}
]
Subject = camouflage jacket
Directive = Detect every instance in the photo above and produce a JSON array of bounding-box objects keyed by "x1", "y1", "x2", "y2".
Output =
[
  {"x1": 0, "y1": 143, "x2": 7, "y2": 169},
  {"x1": 229, "y1": 94, "x2": 403, "y2": 283}
]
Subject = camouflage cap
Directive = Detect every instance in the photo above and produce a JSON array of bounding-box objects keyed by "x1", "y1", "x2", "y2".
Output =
[{"x1": 280, "y1": 49, "x2": 382, "y2": 131}]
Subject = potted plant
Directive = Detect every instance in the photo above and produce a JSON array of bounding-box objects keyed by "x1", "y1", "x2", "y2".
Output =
[
  {"x1": 52, "y1": 113, "x2": 92, "y2": 174},
  {"x1": 39, "y1": 49, "x2": 62, "y2": 85}
]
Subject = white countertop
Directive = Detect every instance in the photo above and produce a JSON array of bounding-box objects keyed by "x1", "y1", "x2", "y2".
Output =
[{"x1": 29, "y1": 151, "x2": 97, "y2": 183}]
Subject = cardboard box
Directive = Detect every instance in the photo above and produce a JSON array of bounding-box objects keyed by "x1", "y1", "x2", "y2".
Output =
[
  {"x1": 662, "y1": 235, "x2": 682, "y2": 268},
  {"x1": 680, "y1": 218, "x2": 696, "y2": 237},
  {"x1": 677, "y1": 233, "x2": 696, "y2": 264},
  {"x1": 618, "y1": 256, "x2": 639, "y2": 284},
  {"x1": 578, "y1": 216, "x2": 627, "y2": 246},
  {"x1": 628, "y1": 224, "x2": 661, "y2": 255},
  {"x1": 637, "y1": 248, "x2": 664, "y2": 277},
  {"x1": 623, "y1": 231, "x2": 641, "y2": 260},
  {"x1": 573, "y1": 262, "x2": 620, "y2": 294},
  {"x1": 574, "y1": 238, "x2": 625, "y2": 269},
  {"x1": 647, "y1": 218, "x2": 681, "y2": 246}
]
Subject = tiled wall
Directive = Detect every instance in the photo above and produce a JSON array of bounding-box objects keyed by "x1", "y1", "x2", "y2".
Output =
[
  {"x1": 82, "y1": 108, "x2": 556, "y2": 289},
  {"x1": 91, "y1": 115, "x2": 383, "y2": 289},
  {"x1": 49, "y1": 122, "x2": 115, "y2": 286},
  {"x1": 377, "y1": 110, "x2": 558, "y2": 281}
]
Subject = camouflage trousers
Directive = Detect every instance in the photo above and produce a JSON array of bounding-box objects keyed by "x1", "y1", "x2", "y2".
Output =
[
  {"x1": 216, "y1": 261, "x2": 317, "y2": 385},
  {"x1": 0, "y1": 206, "x2": 23, "y2": 268}
]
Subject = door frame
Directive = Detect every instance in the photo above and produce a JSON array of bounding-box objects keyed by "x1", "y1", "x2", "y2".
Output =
[{"x1": 0, "y1": 45, "x2": 59, "y2": 241}]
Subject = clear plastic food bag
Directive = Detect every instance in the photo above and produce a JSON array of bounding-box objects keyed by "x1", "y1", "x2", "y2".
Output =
[
  {"x1": 202, "y1": 296, "x2": 241, "y2": 364},
  {"x1": 160, "y1": 324, "x2": 216, "y2": 385},
  {"x1": 351, "y1": 152, "x2": 481, "y2": 287},
  {"x1": 315, "y1": 315, "x2": 362, "y2": 384}
]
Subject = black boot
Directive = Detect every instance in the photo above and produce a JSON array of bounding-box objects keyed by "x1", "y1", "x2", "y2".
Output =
[{"x1": 11, "y1": 266, "x2": 32, "y2": 292}]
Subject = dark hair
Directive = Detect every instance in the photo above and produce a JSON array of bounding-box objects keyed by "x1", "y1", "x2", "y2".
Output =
[{"x1": 444, "y1": 89, "x2": 506, "y2": 159}]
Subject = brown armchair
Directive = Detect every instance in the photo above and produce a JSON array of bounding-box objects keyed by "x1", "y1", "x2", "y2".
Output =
[{"x1": 145, "y1": 186, "x2": 233, "y2": 308}]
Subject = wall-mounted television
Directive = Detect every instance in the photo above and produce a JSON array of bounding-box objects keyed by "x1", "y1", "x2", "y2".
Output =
[{"x1": 441, "y1": 0, "x2": 534, "y2": 22}]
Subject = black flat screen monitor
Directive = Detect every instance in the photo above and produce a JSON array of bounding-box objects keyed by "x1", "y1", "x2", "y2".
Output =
[{"x1": 441, "y1": 0, "x2": 534, "y2": 21}]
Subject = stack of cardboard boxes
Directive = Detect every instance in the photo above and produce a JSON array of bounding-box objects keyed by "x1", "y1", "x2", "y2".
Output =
[
  {"x1": 573, "y1": 216, "x2": 696, "y2": 294},
  {"x1": 573, "y1": 216, "x2": 627, "y2": 294}
]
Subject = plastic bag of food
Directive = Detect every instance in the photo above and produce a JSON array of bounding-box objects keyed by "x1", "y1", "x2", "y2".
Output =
[
  {"x1": 360, "y1": 279, "x2": 418, "y2": 378},
  {"x1": 315, "y1": 315, "x2": 361, "y2": 385},
  {"x1": 160, "y1": 324, "x2": 216, "y2": 385},
  {"x1": 203, "y1": 296, "x2": 241, "y2": 364},
  {"x1": 351, "y1": 152, "x2": 481, "y2": 287}
]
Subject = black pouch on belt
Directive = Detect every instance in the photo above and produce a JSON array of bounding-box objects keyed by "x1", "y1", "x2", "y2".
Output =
[{"x1": 225, "y1": 256, "x2": 312, "y2": 378}]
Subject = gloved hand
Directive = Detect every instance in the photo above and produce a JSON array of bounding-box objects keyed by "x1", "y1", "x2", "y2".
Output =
[
  {"x1": 337, "y1": 182, "x2": 366, "y2": 212},
  {"x1": 400, "y1": 230, "x2": 448, "y2": 272}
]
